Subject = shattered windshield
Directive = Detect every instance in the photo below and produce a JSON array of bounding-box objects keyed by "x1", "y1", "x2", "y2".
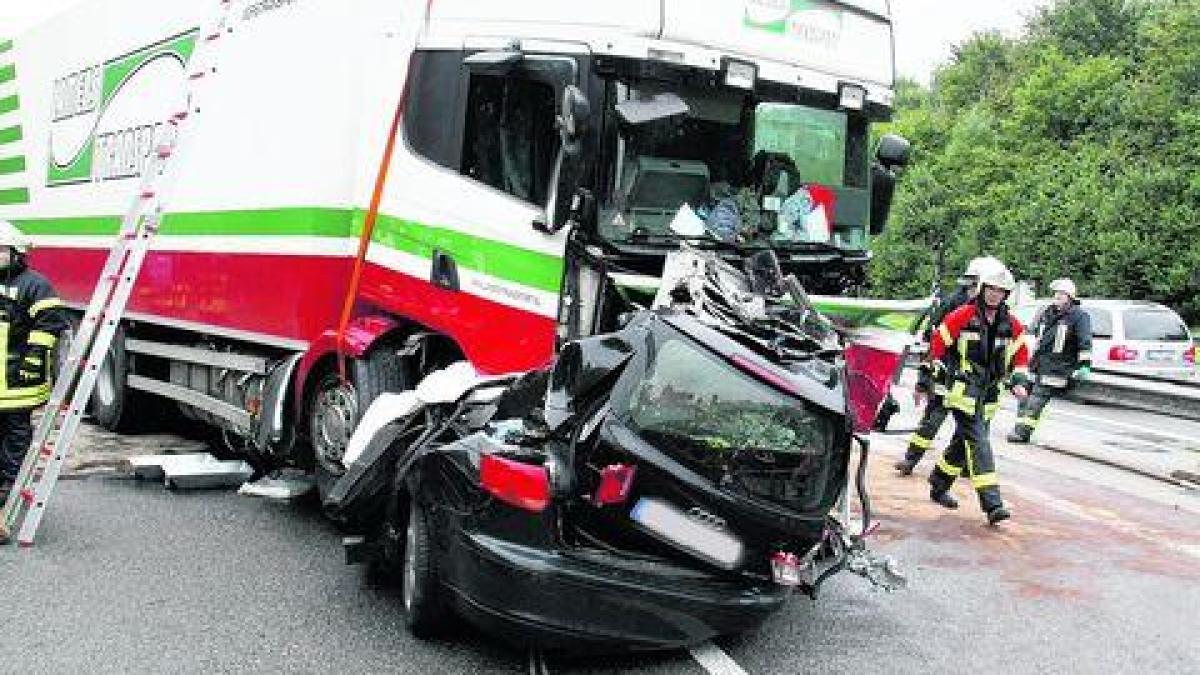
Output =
[
  {"x1": 600, "y1": 79, "x2": 868, "y2": 250},
  {"x1": 625, "y1": 335, "x2": 832, "y2": 463}
]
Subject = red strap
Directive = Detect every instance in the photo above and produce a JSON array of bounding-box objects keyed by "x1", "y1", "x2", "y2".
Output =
[{"x1": 335, "y1": 1, "x2": 434, "y2": 381}]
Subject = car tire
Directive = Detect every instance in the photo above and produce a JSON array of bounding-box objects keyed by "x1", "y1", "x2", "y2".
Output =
[
  {"x1": 402, "y1": 497, "x2": 446, "y2": 637},
  {"x1": 309, "y1": 346, "x2": 409, "y2": 503}
]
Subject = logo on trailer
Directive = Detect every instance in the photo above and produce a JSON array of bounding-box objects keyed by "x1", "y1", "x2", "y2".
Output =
[
  {"x1": 743, "y1": 0, "x2": 845, "y2": 51},
  {"x1": 47, "y1": 31, "x2": 196, "y2": 187}
]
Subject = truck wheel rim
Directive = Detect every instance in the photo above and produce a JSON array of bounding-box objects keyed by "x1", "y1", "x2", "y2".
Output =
[
  {"x1": 313, "y1": 381, "x2": 356, "y2": 470},
  {"x1": 403, "y1": 513, "x2": 417, "y2": 612}
]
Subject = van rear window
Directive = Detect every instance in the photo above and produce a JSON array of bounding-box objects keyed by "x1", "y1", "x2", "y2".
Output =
[{"x1": 1123, "y1": 309, "x2": 1189, "y2": 342}]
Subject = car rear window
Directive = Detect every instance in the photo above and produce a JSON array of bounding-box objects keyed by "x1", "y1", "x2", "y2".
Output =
[
  {"x1": 1082, "y1": 307, "x2": 1113, "y2": 339},
  {"x1": 1122, "y1": 309, "x2": 1189, "y2": 342}
]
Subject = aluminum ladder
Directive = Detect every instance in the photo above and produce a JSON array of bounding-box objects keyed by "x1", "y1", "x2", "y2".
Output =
[{"x1": 0, "y1": 0, "x2": 238, "y2": 547}]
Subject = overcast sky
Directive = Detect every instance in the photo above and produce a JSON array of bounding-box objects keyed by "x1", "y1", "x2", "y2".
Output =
[{"x1": 4, "y1": 0, "x2": 1053, "y2": 85}]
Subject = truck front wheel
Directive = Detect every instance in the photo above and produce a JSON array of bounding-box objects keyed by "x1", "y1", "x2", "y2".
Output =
[{"x1": 308, "y1": 347, "x2": 409, "y2": 502}]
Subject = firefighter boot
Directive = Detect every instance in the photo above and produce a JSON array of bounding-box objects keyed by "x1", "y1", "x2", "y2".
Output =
[
  {"x1": 929, "y1": 488, "x2": 959, "y2": 509},
  {"x1": 1006, "y1": 427, "x2": 1031, "y2": 444},
  {"x1": 987, "y1": 506, "x2": 1011, "y2": 525},
  {"x1": 894, "y1": 457, "x2": 918, "y2": 476}
]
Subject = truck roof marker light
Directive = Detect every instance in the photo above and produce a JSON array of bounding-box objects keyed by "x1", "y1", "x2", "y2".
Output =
[
  {"x1": 592, "y1": 463, "x2": 637, "y2": 506},
  {"x1": 839, "y1": 83, "x2": 866, "y2": 111},
  {"x1": 480, "y1": 453, "x2": 551, "y2": 513},
  {"x1": 723, "y1": 59, "x2": 757, "y2": 90}
]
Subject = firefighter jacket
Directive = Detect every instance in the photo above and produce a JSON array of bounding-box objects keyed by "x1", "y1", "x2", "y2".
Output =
[
  {"x1": 924, "y1": 300, "x2": 1030, "y2": 419},
  {"x1": 0, "y1": 258, "x2": 68, "y2": 410},
  {"x1": 1030, "y1": 302, "x2": 1092, "y2": 387},
  {"x1": 916, "y1": 286, "x2": 972, "y2": 396}
]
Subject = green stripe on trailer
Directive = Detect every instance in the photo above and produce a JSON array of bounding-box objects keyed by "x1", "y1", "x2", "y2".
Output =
[
  {"x1": 0, "y1": 41, "x2": 11, "y2": 55},
  {"x1": 0, "y1": 65, "x2": 15, "y2": 85},
  {"x1": 0, "y1": 126, "x2": 21, "y2": 145},
  {"x1": 15, "y1": 208, "x2": 353, "y2": 237},
  {"x1": 0, "y1": 187, "x2": 29, "y2": 205},
  {"x1": 0, "y1": 95, "x2": 19, "y2": 115},
  {"x1": 16, "y1": 207, "x2": 564, "y2": 294},
  {"x1": 0, "y1": 156, "x2": 25, "y2": 174}
]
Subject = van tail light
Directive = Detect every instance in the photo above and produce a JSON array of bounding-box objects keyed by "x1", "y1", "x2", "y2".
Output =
[
  {"x1": 480, "y1": 454, "x2": 550, "y2": 512},
  {"x1": 592, "y1": 463, "x2": 637, "y2": 506},
  {"x1": 1108, "y1": 345, "x2": 1139, "y2": 362},
  {"x1": 1185, "y1": 348, "x2": 1196, "y2": 365}
]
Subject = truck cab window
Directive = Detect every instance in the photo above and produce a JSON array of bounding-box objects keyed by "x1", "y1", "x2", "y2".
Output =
[{"x1": 461, "y1": 74, "x2": 558, "y2": 205}]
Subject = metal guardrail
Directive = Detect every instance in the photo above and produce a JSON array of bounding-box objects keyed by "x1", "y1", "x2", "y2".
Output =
[{"x1": 1069, "y1": 369, "x2": 1200, "y2": 422}]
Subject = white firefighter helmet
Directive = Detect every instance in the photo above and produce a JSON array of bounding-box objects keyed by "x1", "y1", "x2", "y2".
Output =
[
  {"x1": 1049, "y1": 278, "x2": 1077, "y2": 299},
  {"x1": 0, "y1": 220, "x2": 31, "y2": 254},
  {"x1": 961, "y1": 255, "x2": 1004, "y2": 283},
  {"x1": 978, "y1": 264, "x2": 1016, "y2": 293}
]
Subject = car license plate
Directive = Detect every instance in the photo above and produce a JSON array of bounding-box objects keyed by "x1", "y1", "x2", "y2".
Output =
[
  {"x1": 629, "y1": 497, "x2": 744, "y2": 569},
  {"x1": 1148, "y1": 350, "x2": 1175, "y2": 362}
]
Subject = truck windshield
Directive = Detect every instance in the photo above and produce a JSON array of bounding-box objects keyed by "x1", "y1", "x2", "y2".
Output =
[{"x1": 599, "y1": 79, "x2": 869, "y2": 251}]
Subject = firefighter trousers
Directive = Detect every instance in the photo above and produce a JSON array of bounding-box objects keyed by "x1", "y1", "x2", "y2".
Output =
[
  {"x1": 0, "y1": 409, "x2": 33, "y2": 483},
  {"x1": 905, "y1": 394, "x2": 950, "y2": 463},
  {"x1": 1011, "y1": 384, "x2": 1059, "y2": 441},
  {"x1": 929, "y1": 409, "x2": 1004, "y2": 513}
]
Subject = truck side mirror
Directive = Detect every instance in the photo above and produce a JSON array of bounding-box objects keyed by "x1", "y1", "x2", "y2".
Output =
[
  {"x1": 558, "y1": 85, "x2": 591, "y2": 142},
  {"x1": 869, "y1": 134, "x2": 911, "y2": 235},
  {"x1": 536, "y1": 86, "x2": 592, "y2": 235},
  {"x1": 875, "y1": 133, "x2": 911, "y2": 170}
]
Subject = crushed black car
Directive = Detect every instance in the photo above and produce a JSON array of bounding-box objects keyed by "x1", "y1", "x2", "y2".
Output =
[{"x1": 320, "y1": 247, "x2": 906, "y2": 652}]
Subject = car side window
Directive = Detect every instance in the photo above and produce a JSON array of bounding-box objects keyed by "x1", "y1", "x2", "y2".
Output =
[
  {"x1": 1083, "y1": 307, "x2": 1113, "y2": 338},
  {"x1": 460, "y1": 74, "x2": 558, "y2": 205}
]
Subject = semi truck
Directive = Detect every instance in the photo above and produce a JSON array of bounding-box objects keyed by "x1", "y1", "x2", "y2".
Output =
[{"x1": 0, "y1": 0, "x2": 908, "y2": 478}]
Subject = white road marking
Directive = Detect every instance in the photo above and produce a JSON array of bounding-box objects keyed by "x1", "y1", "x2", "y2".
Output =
[
  {"x1": 689, "y1": 641, "x2": 749, "y2": 675},
  {"x1": 1043, "y1": 408, "x2": 1198, "y2": 445}
]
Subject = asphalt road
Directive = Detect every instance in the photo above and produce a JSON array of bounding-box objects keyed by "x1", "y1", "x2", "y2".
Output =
[{"x1": 3, "y1": 400, "x2": 1199, "y2": 674}]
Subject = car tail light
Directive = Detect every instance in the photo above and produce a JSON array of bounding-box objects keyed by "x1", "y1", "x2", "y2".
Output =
[
  {"x1": 592, "y1": 463, "x2": 636, "y2": 506},
  {"x1": 1185, "y1": 348, "x2": 1196, "y2": 365},
  {"x1": 770, "y1": 551, "x2": 803, "y2": 586},
  {"x1": 1108, "y1": 345, "x2": 1139, "y2": 362},
  {"x1": 480, "y1": 454, "x2": 550, "y2": 512}
]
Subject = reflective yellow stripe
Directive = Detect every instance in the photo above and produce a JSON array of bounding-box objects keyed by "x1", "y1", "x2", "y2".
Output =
[
  {"x1": 30, "y1": 297, "x2": 63, "y2": 316},
  {"x1": 1017, "y1": 416, "x2": 1040, "y2": 428},
  {"x1": 964, "y1": 440, "x2": 976, "y2": 479},
  {"x1": 984, "y1": 402, "x2": 1000, "y2": 419},
  {"x1": 1006, "y1": 338, "x2": 1022, "y2": 364},
  {"x1": 25, "y1": 356, "x2": 43, "y2": 366},
  {"x1": 27, "y1": 330, "x2": 57, "y2": 348},
  {"x1": 936, "y1": 457, "x2": 962, "y2": 477},
  {"x1": 909, "y1": 434, "x2": 933, "y2": 449},
  {"x1": 0, "y1": 382, "x2": 51, "y2": 408},
  {"x1": 945, "y1": 381, "x2": 974, "y2": 414},
  {"x1": 972, "y1": 472, "x2": 998, "y2": 489},
  {"x1": 937, "y1": 324, "x2": 952, "y2": 346}
]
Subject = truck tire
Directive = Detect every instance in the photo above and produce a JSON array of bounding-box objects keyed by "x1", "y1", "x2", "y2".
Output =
[
  {"x1": 89, "y1": 323, "x2": 138, "y2": 432},
  {"x1": 309, "y1": 346, "x2": 410, "y2": 502},
  {"x1": 402, "y1": 497, "x2": 447, "y2": 637}
]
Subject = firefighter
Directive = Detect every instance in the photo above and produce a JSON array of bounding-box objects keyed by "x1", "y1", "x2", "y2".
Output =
[
  {"x1": 1006, "y1": 278, "x2": 1092, "y2": 444},
  {"x1": 923, "y1": 263, "x2": 1030, "y2": 525},
  {"x1": 0, "y1": 221, "x2": 68, "y2": 514},
  {"x1": 894, "y1": 256, "x2": 1003, "y2": 474}
]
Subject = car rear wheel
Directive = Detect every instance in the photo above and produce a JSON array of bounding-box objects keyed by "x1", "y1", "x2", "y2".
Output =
[{"x1": 402, "y1": 497, "x2": 446, "y2": 637}]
